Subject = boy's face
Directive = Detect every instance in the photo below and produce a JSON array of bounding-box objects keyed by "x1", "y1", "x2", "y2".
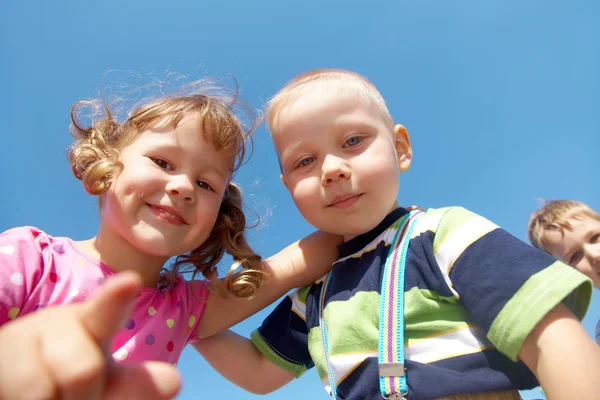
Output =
[
  {"x1": 544, "y1": 215, "x2": 600, "y2": 288},
  {"x1": 271, "y1": 85, "x2": 412, "y2": 241}
]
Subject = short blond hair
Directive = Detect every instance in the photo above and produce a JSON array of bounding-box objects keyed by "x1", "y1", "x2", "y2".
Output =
[
  {"x1": 266, "y1": 69, "x2": 394, "y2": 134},
  {"x1": 68, "y1": 78, "x2": 263, "y2": 298},
  {"x1": 528, "y1": 200, "x2": 600, "y2": 252}
]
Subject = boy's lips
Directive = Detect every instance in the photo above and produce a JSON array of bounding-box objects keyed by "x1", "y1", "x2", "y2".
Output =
[
  {"x1": 327, "y1": 193, "x2": 363, "y2": 209},
  {"x1": 147, "y1": 204, "x2": 188, "y2": 225}
]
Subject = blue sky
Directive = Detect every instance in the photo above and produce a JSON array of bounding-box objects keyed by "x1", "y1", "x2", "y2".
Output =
[{"x1": 1, "y1": 1, "x2": 598, "y2": 399}]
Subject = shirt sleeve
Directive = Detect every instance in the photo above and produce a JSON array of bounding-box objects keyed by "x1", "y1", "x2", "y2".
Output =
[
  {"x1": 431, "y1": 207, "x2": 592, "y2": 361},
  {"x1": 0, "y1": 227, "x2": 44, "y2": 325},
  {"x1": 183, "y1": 278, "x2": 209, "y2": 343},
  {"x1": 250, "y1": 286, "x2": 314, "y2": 377},
  {"x1": 595, "y1": 319, "x2": 600, "y2": 345}
]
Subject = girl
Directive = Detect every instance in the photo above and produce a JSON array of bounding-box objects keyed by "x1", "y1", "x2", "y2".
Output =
[{"x1": 0, "y1": 80, "x2": 340, "y2": 400}]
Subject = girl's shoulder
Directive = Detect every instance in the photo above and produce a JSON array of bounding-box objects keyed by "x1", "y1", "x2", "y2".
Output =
[{"x1": 0, "y1": 226, "x2": 58, "y2": 253}]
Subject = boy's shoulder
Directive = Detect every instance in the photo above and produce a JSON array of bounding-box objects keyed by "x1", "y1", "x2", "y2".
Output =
[{"x1": 415, "y1": 206, "x2": 499, "y2": 246}]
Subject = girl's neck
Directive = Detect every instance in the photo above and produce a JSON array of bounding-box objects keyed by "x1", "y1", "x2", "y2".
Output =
[{"x1": 75, "y1": 223, "x2": 168, "y2": 288}]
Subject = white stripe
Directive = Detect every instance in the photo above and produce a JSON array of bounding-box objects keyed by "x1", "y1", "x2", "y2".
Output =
[
  {"x1": 435, "y1": 217, "x2": 498, "y2": 295},
  {"x1": 320, "y1": 351, "x2": 378, "y2": 389},
  {"x1": 290, "y1": 291, "x2": 307, "y2": 321},
  {"x1": 405, "y1": 325, "x2": 492, "y2": 363}
]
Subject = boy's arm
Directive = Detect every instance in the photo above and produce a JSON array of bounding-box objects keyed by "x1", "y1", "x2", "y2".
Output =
[
  {"x1": 192, "y1": 330, "x2": 295, "y2": 394},
  {"x1": 197, "y1": 230, "x2": 341, "y2": 338},
  {"x1": 519, "y1": 303, "x2": 600, "y2": 399}
]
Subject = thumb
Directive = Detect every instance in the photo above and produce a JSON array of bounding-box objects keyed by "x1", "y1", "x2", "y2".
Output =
[{"x1": 79, "y1": 271, "x2": 142, "y2": 344}]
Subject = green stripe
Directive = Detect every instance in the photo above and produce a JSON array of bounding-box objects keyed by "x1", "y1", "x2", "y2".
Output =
[
  {"x1": 296, "y1": 285, "x2": 311, "y2": 303},
  {"x1": 404, "y1": 288, "x2": 472, "y2": 342},
  {"x1": 250, "y1": 330, "x2": 308, "y2": 377},
  {"x1": 308, "y1": 291, "x2": 380, "y2": 379},
  {"x1": 432, "y1": 207, "x2": 479, "y2": 255},
  {"x1": 307, "y1": 287, "x2": 474, "y2": 379},
  {"x1": 488, "y1": 261, "x2": 592, "y2": 361},
  {"x1": 410, "y1": 207, "x2": 446, "y2": 238}
]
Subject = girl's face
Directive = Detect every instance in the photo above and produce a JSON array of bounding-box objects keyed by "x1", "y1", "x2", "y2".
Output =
[{"x1": 100, "y1": 116, "x2": 233, "y2": 258}]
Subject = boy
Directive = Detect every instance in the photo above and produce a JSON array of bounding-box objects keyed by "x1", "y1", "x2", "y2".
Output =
[
  {"x1": 528, "y1": 199, "x2": 600, "y2": 344},
  {"x1": 195, "y1": 70, "x2": 599, "y2": 399}
]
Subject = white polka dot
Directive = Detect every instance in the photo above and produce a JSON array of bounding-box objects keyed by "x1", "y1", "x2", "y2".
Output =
[
  {"x1": 0, "y1": 245, "x2": 15, "y2": 255},
  {"x1": 148, "y1": 306, "x2": 157, "y2": 316},
  {"x1": 70, "y1": 288, "x2": 80, "y2": 297},
  {"x1": 10, "y1": 273, "x2": 23, "y2": 286},
  {"x1": 113, "y1": 348, "x2": 128, "y2": 361}
]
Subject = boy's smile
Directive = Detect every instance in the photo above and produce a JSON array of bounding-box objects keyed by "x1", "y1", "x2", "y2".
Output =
[{"x1": 271, "y1": 84, "x2": 412, "y2": 241}]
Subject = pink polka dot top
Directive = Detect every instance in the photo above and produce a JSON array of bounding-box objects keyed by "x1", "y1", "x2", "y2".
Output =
[{"x1": 0, "y1": 226, "x2": 209, "y2": 365}]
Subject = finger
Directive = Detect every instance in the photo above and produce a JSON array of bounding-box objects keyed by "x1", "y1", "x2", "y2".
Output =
[
  {"x1": 79, "y1": 271, "x2": 142, "y2": 344},
  {"x1": 0, "y1": 326, "x2": 56, "y2": 400},
  {"x1": 41, "y1": 315, "x2": 105, "y2": 400},
  {"x1": 105, "y1": 361, "x2": 181, "y2": 400}
]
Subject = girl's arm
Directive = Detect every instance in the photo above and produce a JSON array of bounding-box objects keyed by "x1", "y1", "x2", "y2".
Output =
[
  {"x1": 196, "y1": 230, "x2": 341, "y2": 338},
  {"x1": 192, "y1": 330, "x2": 294, "y2": 394},
  {"x1": 0, "y1": 272, "x2": 180, "y2": 400},
  {"x1": 519, "y1": 303, "x2": 600, "y2": 398}
]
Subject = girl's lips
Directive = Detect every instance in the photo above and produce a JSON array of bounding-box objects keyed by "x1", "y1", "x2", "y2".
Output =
[{"x1": 148, "y1": 204, "x2": 186, "y2": 225}]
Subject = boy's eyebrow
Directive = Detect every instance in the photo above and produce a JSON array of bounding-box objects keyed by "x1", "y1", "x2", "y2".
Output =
[{"x1": 278, "y1": 141, "x2": 306, "y2": 165}]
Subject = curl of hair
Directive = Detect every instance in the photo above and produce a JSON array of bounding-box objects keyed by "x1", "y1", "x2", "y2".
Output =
[
  {"x1": 172, "y1": 182, "x2": 263, "y2": 298},
  {"x1": 68, "y1": 101, "x2": 122, "y2": 195}
]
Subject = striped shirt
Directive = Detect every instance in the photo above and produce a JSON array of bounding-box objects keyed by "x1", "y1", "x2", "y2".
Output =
[{"x1": 251, "y1": 207, "x2": 592, "y2": 399}]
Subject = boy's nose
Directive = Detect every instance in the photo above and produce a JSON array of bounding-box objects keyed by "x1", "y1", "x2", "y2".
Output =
[
  {"x1": 321, "y1": 156, "x2": 351, "y2": 186},
  {"x1": 586, "y1": 244, "x2": 600, "y2": 265}
]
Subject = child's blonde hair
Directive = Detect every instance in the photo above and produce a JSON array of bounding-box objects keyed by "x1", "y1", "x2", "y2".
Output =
[
  {"x1": 68, "y1": 78, "x2": 263, "y2": 298},
  {"x1": 266, "y1": 68, "x2": 394, "y2": 134},
  {"x1": 528, "y1": 200, "x2": 600, "y2": 252}
]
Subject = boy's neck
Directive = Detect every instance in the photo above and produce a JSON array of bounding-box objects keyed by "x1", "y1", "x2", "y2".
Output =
[
  {"x1": 342, "y1": 201, "x2": 401, "y2": 243},
  {"x1": 74, "y1": 223, "x2": 167, "y2": 288}
]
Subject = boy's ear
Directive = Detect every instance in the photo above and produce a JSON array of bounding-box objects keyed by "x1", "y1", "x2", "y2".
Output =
[
  {"x1": 280, "y1": 174, "x2": 288, "y2": 189},
  {"x1": 394, "y1": 124, "x2": 412, "y2": 172}
]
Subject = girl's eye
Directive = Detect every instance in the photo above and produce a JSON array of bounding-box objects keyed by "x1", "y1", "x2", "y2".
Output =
[
  {"x1": 591, "y1": 234, "x2": 600, "y2": 243},
  {"x1": 196, "y1": 181, "x2": 213, "y2": 191},
  {"x1": 152, "y1": 158, "x2": 173, "y2": 170},
  {"x1": 569, "y1": 250, "x2": 583, "y2": 265},
  {"x1": 343, "y1": 136, "x2": 361, "y2": 148},
  {"x1": 296, "y1": 157, "x2": 315, "y2": 169}
]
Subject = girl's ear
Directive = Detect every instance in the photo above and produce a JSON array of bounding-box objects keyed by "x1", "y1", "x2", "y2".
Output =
[{"x1": 394, "y1": 124, "x2": 412, "y2": 172}]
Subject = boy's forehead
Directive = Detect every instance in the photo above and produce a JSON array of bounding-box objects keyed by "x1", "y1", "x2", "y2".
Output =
[
  {"x1": 544, "y1": 215, "x2": 598, "y2": 245},
  {"x1": 271, "y1": 84, "x2": 380, "y2": 133}
]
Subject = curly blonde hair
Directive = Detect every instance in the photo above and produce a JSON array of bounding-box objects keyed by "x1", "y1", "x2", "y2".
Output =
[
  {"x1": 528, "y1": 199, "x2": 600, "y2": 253},
  {"x1": 68, "y1": 78, "x2": 263, "y2": 298}
]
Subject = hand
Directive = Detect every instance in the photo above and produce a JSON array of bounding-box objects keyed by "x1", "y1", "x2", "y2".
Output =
[{"x1": 0, "y1": 272, "x2": 181, "y2": 400}]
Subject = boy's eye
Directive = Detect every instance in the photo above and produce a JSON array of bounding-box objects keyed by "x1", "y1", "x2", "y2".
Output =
[
  {"x1": 343, "y1": 136, "x2": 361, "y2": 148},
  {"x1": 569, "y1": 250, "x2": 583, "y2": 265},
  {"x1": 590, "y1": 234, "x2": 600, "y2": 243},
  {"x1": 295, "y1": 157, "x2": 315, "y2": 168},
  {"x1": 152, "y1": 158, "x2": 173, "y2": 170},
  {"x1": 196, "y1": 181, "x2": 213, "y2": 191}
]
